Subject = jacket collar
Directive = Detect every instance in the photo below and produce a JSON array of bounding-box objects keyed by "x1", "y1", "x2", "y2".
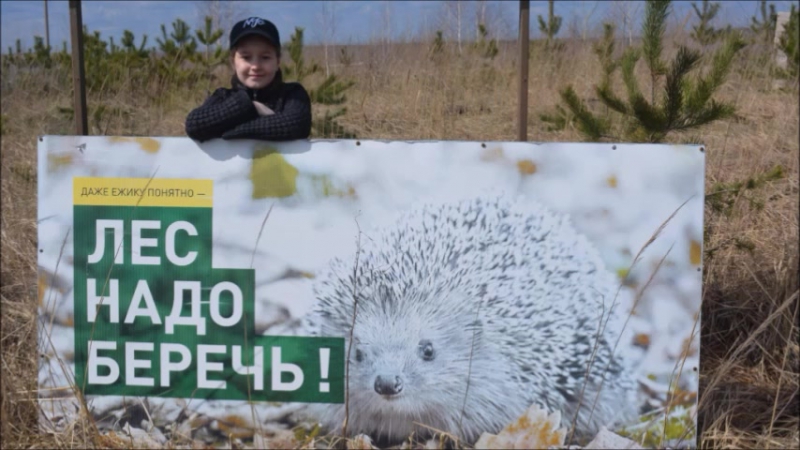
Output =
[{"x1": 231, "y1": 69, "x2": 284, "y2": 102}]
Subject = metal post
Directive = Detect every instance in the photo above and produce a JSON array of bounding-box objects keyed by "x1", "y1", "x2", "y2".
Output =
[
  {"x1": 517, "y1": 0, "x2": 529, "y2": 142},
  {"x1": 69, "y1": 0, "x2": 88, "y2": 135},
  {"x1": 44, "y1": 0, "x2": 50, "y2": 49}
]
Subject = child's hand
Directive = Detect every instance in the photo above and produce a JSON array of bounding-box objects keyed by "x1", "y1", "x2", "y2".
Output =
[{"x1": 253, "y1": 101, "x2": 275, "y2": 116}]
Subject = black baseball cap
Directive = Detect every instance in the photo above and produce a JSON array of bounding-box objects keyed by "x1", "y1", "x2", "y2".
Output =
[{"x1": 229, "y1": 17, "x2": 281, "y2": 50}]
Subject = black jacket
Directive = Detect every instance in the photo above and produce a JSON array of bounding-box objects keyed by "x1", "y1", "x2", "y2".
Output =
[{"x1": 185, "y1": 70, "x2": 312, "y2": 142}]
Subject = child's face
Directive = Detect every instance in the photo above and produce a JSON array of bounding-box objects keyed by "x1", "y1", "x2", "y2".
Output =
[{"x1": 232, "y1": 36, "x2": 280, "y2": 90}]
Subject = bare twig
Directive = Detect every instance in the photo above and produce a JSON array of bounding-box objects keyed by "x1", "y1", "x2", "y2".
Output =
[
  {"x1": 250, "y1": 202, "x2": 274, "y2": 269},
  {"x1": 341, "y1": 212, "x2": 363, "y2": 440},
  {"x1": 569, "y1": 195, "x2": 692, "y2": 443}
]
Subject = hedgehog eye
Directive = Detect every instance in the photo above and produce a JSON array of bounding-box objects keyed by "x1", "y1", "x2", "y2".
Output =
[
  {"x1": 418, "y1": 340, "x2": 435, "y2": 361},
  {"x1": 355, "y1": 349, "x2": 364, "y2": 362}
]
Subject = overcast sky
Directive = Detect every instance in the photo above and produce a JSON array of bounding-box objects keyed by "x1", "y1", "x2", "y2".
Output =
[{"x1": 2, "y1": 0, "x2": 797, "y2": 51}]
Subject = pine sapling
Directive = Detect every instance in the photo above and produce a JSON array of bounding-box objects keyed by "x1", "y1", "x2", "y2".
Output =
[
  {"x1": 428, "y1": 31, "x2": 445, "y2": 62},
  {"x1": 193, "y1": 16, "x2": 225, "y2": 89},
  {"x1": 750, "y1": 0, "x2": 777, "y2": 45},
  {"x1": 472, "y1": 23, "x2": 498, "y2": 60},
  {"x1": 120, "y1": 30, "x2": 149, "y2": 59},
  {"x1": 690, "y1": 0, "x2": 724, "y2": 46},
  {"x1": 537, "y1": 0, "x2": 562, "y2": 50},
  {"x1": 540, "y1": 23, "x2": 617, "y2": 138},
  {"x1": 776, "y1": 5, "x2": 799, "y2": 81},
  {"x1": 154, "y1": 20, "x2": 198, "y2": 85},
  {"x1": 540, "y1": 0, "x2": 746, "y2": 143},
  {"x1": 642, "y1": 0, "x2": 670, "y2": 105},
  {"x1": 32, "y1": 36, "x2": 52, "y2": 68},
  {"x1": 338, "y1": 47, "x2": 352, "y2": 68},
  {"x1": 194, "y1": 16, "x2": 224, "y2": 67},
  {"x1": 281, "y1": 27, "x2": 356, "y2": 139}
]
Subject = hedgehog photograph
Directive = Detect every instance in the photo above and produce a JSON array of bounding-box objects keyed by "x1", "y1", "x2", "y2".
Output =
[{"x1": 298, "y1": 193, "x2": 642, "y2": 447}]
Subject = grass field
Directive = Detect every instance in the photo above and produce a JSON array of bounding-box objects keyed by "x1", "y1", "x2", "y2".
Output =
[{"x1": 1, "y1": 13, "x2": 798, "y2": 449}]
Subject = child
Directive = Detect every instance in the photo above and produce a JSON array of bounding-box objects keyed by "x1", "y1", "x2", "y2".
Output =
[{"x1": 185, "y1": 17, "x2": 312, "y2": 142}]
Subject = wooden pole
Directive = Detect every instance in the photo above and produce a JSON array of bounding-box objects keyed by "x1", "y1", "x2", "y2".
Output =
[
  {"x1": 69, "y1": 0, "x2": 88, "y2": 135},
  {"x1": 517, "y1": 0, "x2": 529, "y2": 142},
  {"x1": 44, "y1": 0, "x2": 50, "y2": 49}
]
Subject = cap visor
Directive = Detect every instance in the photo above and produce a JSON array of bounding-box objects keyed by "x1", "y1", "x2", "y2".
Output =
[{"x1": 231, "y1": 30, "x2": 278, "y2": 49}]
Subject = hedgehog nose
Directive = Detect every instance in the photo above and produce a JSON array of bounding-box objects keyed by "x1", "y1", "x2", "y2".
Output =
[{"x1": 374, "y1": 375, "x2": 403, "y2": 396}]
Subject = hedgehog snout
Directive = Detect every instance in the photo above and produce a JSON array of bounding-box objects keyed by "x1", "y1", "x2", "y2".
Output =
[{"x1": 374, "y1": 375, "x2": 403, "y2": 396}]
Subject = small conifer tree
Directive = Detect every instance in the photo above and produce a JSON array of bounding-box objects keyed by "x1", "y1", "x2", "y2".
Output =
[
  {"x1": 540, "y1": 0, "x2": 746, "y2": 143},
  {"x1": 776, "y1": 5, "x2": 799, "y2": 80},
  {"x1": 193, "y1": 16, "x2": 226, "y2": 88},
  {"x1": 156, "y1": 19, "x2": 197, "y2": 59},
  {"x1": 472, "y1": 23, "x2": 498, "y2": 60},
  {"x1": 281, "y1": 27, "x2": 356, "y2": 138},
  {"x1": 80, "y1": 27, "x2": 113, "y2": 90},
  {"x1": 32, "y1": 36, "x2": 52, "y2": 68},
  {"x1": 429, "y1": 30, "x2": 445, "y2": 62},
  {"x1": 690, "y1": 0, "x2": 724, "y2": 46},
  {"x1": 338, "y1": 47, "x2": 353, "y2": 68},
  {"x1": 751, "y1": 0, "x2": 777, "y2": 45},
  {"x1": 194, "y1": 16, "x2": 224, "y2": 65},
  {"x1": 120, "y1": 30, "x2": 149, "y2": 59},
  {"x1": 154, "y1": 19, "x2": 198, "y2": 85},
  {"x1": 537, "y1": 0, "x2": 562, "y2": 49}
]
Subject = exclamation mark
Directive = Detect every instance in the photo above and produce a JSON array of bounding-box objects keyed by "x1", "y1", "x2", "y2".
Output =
[{"x1": 319, "y1": 348, "x2": 330, "y2": 393}]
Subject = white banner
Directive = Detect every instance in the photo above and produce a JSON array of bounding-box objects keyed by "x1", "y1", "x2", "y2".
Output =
[{"x1": 37, "y1": 136, "x2": 704, "y2": 449}]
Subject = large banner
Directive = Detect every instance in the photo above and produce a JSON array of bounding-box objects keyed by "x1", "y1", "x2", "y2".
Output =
[{"x1": 37, "y1": 136, "x2": 704, "y2": 449}]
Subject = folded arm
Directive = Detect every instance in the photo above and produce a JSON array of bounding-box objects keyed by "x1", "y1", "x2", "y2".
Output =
[
  {"x1": 184, "y1": 89, "x2": 259, "y2": 142},
  {"x1": 221, "y1": 84, "x2": 312, "y2": 141}
]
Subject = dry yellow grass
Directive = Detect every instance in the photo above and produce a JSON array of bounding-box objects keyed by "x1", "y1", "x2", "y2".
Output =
[{"x1": 1, "y1": 31, "x2": 798, "y2": 449}]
